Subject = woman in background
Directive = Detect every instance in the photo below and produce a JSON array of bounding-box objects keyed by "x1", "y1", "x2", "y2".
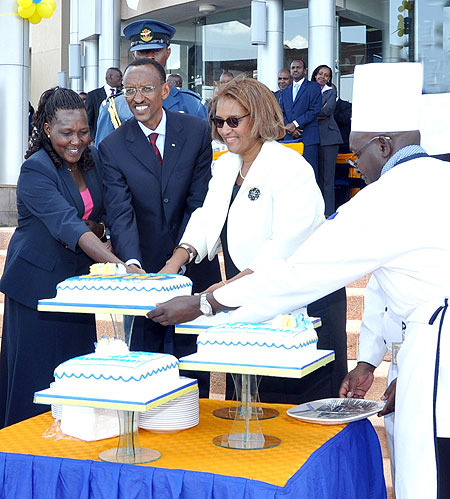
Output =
[
  {"x1": 0, "y1": 87, "x2": 129, "y2": 427},
  {"x1": 312, "y1": 65, "x2": 343, "y2": 217}
]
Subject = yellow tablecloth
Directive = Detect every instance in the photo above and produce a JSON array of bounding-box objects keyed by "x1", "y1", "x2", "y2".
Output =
[{"x1": 0, "y1": 399, "x2": 345, "y2": 487}]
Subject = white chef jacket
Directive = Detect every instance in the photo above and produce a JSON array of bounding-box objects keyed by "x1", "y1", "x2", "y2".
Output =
[{"x1": 214, "y1": 153, "x2": 450, "y2": 499}]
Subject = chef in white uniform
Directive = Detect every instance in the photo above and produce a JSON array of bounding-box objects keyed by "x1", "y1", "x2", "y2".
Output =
[
  {"x1": 339, "y1": 275, "x2": 403, "y2": 483},
  {"x1": 149, "y1": 62, "x2": 450, "y2": 499}
]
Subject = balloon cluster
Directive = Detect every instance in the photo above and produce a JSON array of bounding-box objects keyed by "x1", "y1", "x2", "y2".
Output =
[
  {"x1": 17, "y1": 0, "x2": 56, "y2": 25},
  {"x1": 396, "y1": 0, "x2": 414, "y2": 37}
]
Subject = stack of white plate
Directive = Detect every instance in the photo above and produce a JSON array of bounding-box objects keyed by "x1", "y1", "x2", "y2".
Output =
[
  {"x1": 50, "y1": 383, "x2": 62, "y2": 419},
  {"x1": 138, "y1": 385, "x2": 199, "y2": 432}
]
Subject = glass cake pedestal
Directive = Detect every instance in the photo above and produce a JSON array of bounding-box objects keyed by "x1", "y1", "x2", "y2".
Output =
[
  {"x1": 212, "y1": 375, "x2": 279, "y2": 421},
  {"x1": 101, "y1": 313, "x2": 157, "y2": 464},
  {"x1": 178, "y1": 349, "x2": 335, "y2": 450},
  {"x1": 98, "y1": 410, "x2": 161, "y2": 464},
  {"x1": 212, "y1": 373, "x2": 280, "y2": 450}
]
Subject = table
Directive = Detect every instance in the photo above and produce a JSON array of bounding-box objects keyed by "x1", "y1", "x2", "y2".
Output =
[{"x1": 0, "y1": 400, "x2": 387, "y2": 498}]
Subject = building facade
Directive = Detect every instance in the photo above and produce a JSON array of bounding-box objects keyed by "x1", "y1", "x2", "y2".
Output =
[{"x1": 1, "y1": 0, "x2": 449, "y2": 187}]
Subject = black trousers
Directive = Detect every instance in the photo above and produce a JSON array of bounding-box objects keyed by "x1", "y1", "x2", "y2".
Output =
[{"x1": 437, "y1": 437, "x2": 450, "y2": 498}]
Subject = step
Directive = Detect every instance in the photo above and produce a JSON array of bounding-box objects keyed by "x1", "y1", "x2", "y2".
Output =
[
  {"x1": 346, "y1": 287, "x2": 365, "y2": 320},
  {"x1": 347, "y1": 274, "x2": 371, "y2": 288},
  {"x1": 0, "y1": 228, "x2": 14, "y2": 251}
]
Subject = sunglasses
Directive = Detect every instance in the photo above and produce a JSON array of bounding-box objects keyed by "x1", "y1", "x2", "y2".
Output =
[{"x1": 212, "y1": 113, "x2": 250, "y2": 129}]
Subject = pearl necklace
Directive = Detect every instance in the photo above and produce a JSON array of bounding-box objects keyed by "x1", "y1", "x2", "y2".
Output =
[
  {"x1": 239, "y1": 163, "x2": 246, "y2": 180},
  {"x1": 67, "y1": 164, "x2": 78, "y2": 172}
]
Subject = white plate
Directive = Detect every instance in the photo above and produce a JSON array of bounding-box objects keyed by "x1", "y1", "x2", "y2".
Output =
[{"x1": 286, "y1": 398, "x2": 385, "y2": 425}]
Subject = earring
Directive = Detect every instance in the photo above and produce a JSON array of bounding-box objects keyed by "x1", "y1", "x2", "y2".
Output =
[{"x1": 47, "y1": 134, "x2": 50, "y2": 139}]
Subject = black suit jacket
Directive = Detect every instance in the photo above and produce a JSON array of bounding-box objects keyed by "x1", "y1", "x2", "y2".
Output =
[
  {"x1": 99, "y1": 110, "x2": 213, "y2": 273},
  {"x1": 0, "y1": 147, "x2": 104, "y2": 308},
  {"x1": 86, "y1": 87, "x2": 107, "y2": 138}
]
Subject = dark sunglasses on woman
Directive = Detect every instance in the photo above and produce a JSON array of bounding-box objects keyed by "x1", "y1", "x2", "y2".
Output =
[{"x1": 211, "y1": 113, "x2": 250, "y2": 128}]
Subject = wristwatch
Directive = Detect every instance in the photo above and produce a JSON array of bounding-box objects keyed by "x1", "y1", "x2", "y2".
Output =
[
  {"x1": 199, "y1": 294, "x2": 215, "y2": 316},
  {"x1": 175, "y1": 243, "x2": 195, "y2": 264}
]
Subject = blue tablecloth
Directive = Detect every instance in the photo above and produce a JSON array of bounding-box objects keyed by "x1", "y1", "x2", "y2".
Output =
[{"x1": 0, "y1": 419, "x2": 386, "y2": 498}]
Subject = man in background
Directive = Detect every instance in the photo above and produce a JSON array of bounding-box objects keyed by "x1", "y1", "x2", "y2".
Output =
[
  {"x1": 219, "y1": 71, "x2": 234, "y2": 85},
  {"x1": 273, "y1": 69, "x2": 292, "y2": 102},
  {"x1": 79, "y1": 92, "x2": 88, "y2": 106},
  {"x1": 167, "y1": 73, "x2": 183, "y2": 89},
  {"x1": 279, "y1": 59, "x2": 322, "y2": 178},
  {"x1": 86, "y1": 67, "x2": 122, "y2": 139},
  {"x1": 95, "y1": 20, "x2": 207, "y2": 145}
]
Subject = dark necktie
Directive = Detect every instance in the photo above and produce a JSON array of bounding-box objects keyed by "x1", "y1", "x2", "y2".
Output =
[
  {"x1": 110, "y1": 88, "x2": 115, "y2": 96},
  {"x1": 149, "y1": 133, "x2": 163, "y2": 164}
]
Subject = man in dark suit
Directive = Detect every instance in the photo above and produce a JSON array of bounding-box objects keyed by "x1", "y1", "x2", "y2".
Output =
[
  {"x1": 86, "y1": 67, "x2": 122, "y2": 139},
  {"x1": 98, "y1": 58, "x2": 213, "y2": 395},
  {"x1": 279, "y1": 59, "x2": 322, "y2": 178},
  {"x1": 273, "y1": 69, "x2": 292, "y2": 103}
]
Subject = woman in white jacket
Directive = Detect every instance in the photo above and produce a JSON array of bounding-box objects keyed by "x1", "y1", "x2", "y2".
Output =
[{"x1": 161, "y1": 78, "x2": 347, "y2": 402}]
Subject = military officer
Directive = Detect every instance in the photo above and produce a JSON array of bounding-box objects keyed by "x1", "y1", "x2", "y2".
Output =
[{"x1": 95, "y1": 19, "x2": 207, "y2": 145}]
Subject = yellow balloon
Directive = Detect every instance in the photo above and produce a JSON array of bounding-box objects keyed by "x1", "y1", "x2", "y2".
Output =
[
  {"x1": 37, "y1": 2, "x2": 54, "y2": 18},
  {"x1": 18, "y1": 4, "x2": 35, "y2": 18},
  {"x1": 17, "y1": 0, "x2": 33, "y2": 8},
  {"x1": 48, "y1": 0, "x2": 57, "y2": 10},
  {"x1": 28, "y1": 11, "x2": 42, "y2": 24}
]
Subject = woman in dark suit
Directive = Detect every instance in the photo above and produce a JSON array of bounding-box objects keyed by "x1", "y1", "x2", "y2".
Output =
[
  {"x1": 0, "y1": 88, "x2": 129, "y2": 427},
  {"x1": 312, "y1": 65, "x2": 343, "y2": 217}
]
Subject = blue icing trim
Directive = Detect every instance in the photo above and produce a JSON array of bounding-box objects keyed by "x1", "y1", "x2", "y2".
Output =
[
  {"x1": 57, "y1": 282, "x2": 192, "y2": 292},
  {"x1": 55, "y1": 361, "x2": 179, "y2": 382},
  {"x1": 197, "y1": 339, "x2": 317, "y2": 350}
]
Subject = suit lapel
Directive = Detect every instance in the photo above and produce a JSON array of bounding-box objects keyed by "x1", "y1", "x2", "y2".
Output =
[
  {"x1": 125, "y1": 119, "x2": 162, "y2": 181},
  {"x1": 161, "y1": 111, "x2": 186, "y2": 192},
  {"x1": 284, "y1": 85, "x2": 294, "y2": 108},
  {"x1": 58, "y1": 165, "x2": 84, "y2": 217},
  {"x1": 294, "y1": 79, "x2": 307, "y2": 104}
]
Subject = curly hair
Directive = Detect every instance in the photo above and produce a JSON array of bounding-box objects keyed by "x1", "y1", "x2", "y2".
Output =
[
  {"x1": 208, "y1": 77, "x2": 285, "y2": 143},
  {"x1": 26, "y1": 87, "x2": 94, "y2": 171}
]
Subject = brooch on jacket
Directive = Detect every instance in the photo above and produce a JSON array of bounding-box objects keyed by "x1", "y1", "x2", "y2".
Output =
[{"x1": 248, "y1": 187, "x2": 261, "y2": 201}]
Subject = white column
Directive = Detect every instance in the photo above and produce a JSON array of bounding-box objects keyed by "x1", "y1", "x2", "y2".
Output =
[
  {"x1": 98, "y1": 0, "x2": 121, "y2": 86},
  {"x1": 256, "y1": 0, "x2": 283, "y2": 91},
  {"x1": 308, "y1": 0, "x2": 336, "y2": 79},
  {"x1": 70, "y1": 0, "x2": 81, "y2": 91},
  {"x1": 84, "y1": 39, "x2": 99, "y2": 92},
  {"x1": 0, "y1": 1, "x2": 29, "y2": 185}
]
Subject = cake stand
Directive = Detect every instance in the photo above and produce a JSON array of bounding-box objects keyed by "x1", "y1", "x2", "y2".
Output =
[
  {"x1": 178, "y1": 349, "x2": 334, "y2": 450},
  {"x1": 35, "y1": 378, "x2": 198, "y2": 464},
  {"x1": 212, "y1": 374, "x2": 279, "y2": 421},
  {"x1": 36, "y1": 300, "x2": 189, "y2": 464},
  {"x1": 175, "y1": 314, "x2": 322, "y2": 422}
]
